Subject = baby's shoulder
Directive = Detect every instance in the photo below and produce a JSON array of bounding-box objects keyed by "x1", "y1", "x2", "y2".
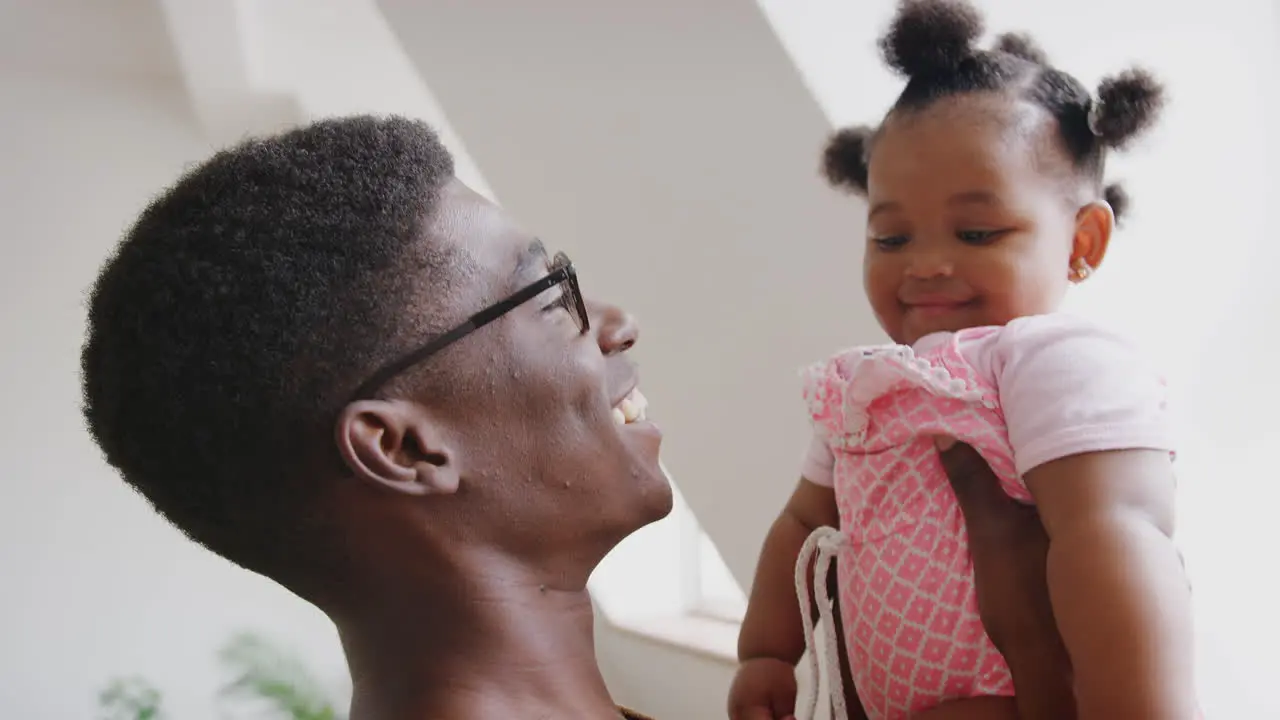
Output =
[
  {"x1": 907, "y1": 314, "x2": 1153, "y2": 397},
  {"x1": 805, "y1": 313, "x2": 1145, "y2": 393},
  {"x1": 945, "y1": 312, "x2": 1116, "y2": 348},
  {"x1": 1000, "y1": 312, "x2": 1127, "y2": 343},
  {"x1": 992, "y1": 313, "x2": 1149, "y2": 366}
]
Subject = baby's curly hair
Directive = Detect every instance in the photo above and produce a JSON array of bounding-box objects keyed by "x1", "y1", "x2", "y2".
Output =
[
  {"x1": 822, "y1": 0, "x2": 1165, "y2": 223},
  {"x1": 81, "y1": 116, "x2": 459, "y2": 575}
]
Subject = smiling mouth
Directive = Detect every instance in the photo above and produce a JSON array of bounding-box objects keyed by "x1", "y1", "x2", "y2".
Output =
[
  {"x1": 612, "y1": 388, "x2": 649, "y2": 425},
  {"x1": 905, "y1": 300, "x2": 976, "y2": 318}
]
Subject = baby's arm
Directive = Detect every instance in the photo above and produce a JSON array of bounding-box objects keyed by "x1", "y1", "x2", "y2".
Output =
[
  {"x1": 987, "y1": 316, "x2": 1194, "y2": 718},
  {"x1": 729, "y1": 469, "x2": 861, "y2": 720},
  {"x1": 1026, "y1": 450, "x2": 1194, "y2": 718},
  {"x1": 738, "y1": 477, "x2": 840, "y2": 665}
]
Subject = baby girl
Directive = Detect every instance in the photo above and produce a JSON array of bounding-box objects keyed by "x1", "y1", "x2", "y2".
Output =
[{"x1": 730, "y1": 1, "x2": 1196, "y2": 718}]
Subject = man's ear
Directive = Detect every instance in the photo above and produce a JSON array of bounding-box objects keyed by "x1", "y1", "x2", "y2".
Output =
[
  {"x1": 334, "y1": 400, "x2": 460, "y2": 496},
  {"x1": 1069, "y1": 202, "x2": 1114, "y2": 280}
]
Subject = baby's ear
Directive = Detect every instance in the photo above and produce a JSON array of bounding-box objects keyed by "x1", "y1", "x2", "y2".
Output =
[
  {"x1": 1071, "y1": 201, "x2": 1114, "y2": 279},
  {"x1": 821, "y1": 126, "x2": 875, "y2": 195}
]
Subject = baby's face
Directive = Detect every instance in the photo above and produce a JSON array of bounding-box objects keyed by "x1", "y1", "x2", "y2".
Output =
[{"x1": 863, "y1": 93, "x2": 1082, "y2": 345}]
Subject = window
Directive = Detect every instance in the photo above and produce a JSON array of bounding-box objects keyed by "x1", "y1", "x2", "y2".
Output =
[
  {"x1": 591, "y1": 463, "x2": 746, "y2": 627},
  {"x1": 689, "y1": 523, "x2": 748, "y2": 624}
]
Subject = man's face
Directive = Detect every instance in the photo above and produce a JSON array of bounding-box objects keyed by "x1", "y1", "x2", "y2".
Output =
[{"x1": 413, "y1": 181, "x2": 673, "y2": 563}]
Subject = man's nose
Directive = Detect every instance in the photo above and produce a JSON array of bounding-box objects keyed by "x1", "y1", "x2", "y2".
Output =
[{"x1": 587, "y1": 298, "x2": 638, "y2": 355}]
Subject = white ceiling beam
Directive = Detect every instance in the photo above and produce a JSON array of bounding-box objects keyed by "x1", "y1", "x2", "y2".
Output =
[{"x1": 156, "y1": 0, "x2": 301, "y2": 144}]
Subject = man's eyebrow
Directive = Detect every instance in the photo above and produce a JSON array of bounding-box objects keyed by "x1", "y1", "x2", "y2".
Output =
[{"x1": 514, "y1": 238, "x2": 548, "y2": 278}]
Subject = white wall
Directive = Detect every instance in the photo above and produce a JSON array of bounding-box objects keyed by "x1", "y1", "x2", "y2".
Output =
[{"x1": 0, "y1": 68, "x2": 350, "y2": 719}]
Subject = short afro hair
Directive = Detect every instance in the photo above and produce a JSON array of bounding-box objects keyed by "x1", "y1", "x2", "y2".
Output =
[
  {"x1": 822, "y1": 0, "x2": 1165, "y2": 224},
  {"x1": 82, "y1": 115, "x2": 458, "y2": 573}
]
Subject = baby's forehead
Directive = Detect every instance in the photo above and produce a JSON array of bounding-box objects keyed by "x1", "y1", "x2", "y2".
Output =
[
  {"x1": 872, "y1": 94, "x2": 1074, "y2": 185},
  {"x1": 887, "y1": 93, "x2": 1052, "y2": 146}
]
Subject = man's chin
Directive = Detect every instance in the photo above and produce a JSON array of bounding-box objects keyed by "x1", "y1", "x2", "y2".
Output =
[
  {"x1": 641, "y1": 474, "x2": 676, "y2": 523},
  {"x1": 620, "y1": 461, "x2": 676, "y2": 532}
]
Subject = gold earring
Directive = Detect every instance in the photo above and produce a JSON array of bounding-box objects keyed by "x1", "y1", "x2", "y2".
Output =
[{"x1": 1071, "y1": 257, "x2": 1093, "y2": 282}]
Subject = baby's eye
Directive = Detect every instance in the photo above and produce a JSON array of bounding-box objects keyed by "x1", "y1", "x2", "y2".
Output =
[
  {"x1": 956, "y1": 230, "x2": 1002, "y2": 245},
  {"x1": 873, "y1": 235, "x2": 909, "y2": 251}
]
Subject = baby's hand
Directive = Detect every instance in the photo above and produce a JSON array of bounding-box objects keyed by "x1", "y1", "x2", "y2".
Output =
[{"x1": 727, "y1": 657, "x2": 798, "y2": 720}]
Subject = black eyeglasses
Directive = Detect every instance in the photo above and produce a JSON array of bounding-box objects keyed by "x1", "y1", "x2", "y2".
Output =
[{"x1": 350, "y1": 252, "x2": 588, "y2": 401}]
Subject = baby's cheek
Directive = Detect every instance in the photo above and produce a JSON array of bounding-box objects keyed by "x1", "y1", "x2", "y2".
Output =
[
  {"x1": 982, "y1": 269, "x2": 1068, "y2": 323},
  {"x1": 864, "y1": 275, "x2": 905, "y2": 340},
  {"x1": 874, "y1": 305, "x2": 907, "y2": 344}
]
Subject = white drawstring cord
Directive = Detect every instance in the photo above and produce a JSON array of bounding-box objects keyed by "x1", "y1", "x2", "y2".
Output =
[{"x1": 795, "y1": 526, "x2": 849, "y2": 720}]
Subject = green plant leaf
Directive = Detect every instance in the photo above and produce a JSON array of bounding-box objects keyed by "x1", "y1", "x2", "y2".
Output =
[
  {"x1": 97, "y1": 676, "x2": 165, "y2": 720},
  {"x1": 217, "y1": 631, "x2": 345, "y2": 720}
]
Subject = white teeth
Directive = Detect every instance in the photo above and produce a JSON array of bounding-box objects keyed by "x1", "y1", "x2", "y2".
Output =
[
  {"x1": 620, "y1": 397, "x2": 639, "y2": 423},
  {"x1": 614, "y1": 388, "x2": 650, "y2": 425}
]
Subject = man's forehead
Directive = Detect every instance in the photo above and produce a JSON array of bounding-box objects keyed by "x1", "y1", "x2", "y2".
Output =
[
  {"x1": 431, "y1": 179, "x2": 543, "y2": 286},
  {"x1": 514, "y1": 238, "x2": 549, "y2": 277}
]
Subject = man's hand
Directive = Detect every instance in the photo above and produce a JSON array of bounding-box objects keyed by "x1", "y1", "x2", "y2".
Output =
[
  {"x1": 936, "y1": 439, "x2": 1076, "y2": 720},
  {"x1": 727, "y1": 657, "x2": 798, "y2": 720},
  {"x1": 912, "y1": 696, "x2": 1021, "y2": 719}
]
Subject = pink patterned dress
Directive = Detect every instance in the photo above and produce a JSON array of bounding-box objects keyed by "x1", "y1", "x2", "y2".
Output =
[{"x1": 793, "y1": 314, "x2": 1176, "y2": 720}]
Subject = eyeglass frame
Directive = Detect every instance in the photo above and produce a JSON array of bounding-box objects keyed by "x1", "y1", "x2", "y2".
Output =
[{"x1": 349, "y1": 251, "x2": 588, "y2": 401}]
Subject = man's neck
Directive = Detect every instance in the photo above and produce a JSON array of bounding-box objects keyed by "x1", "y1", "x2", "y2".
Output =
[{"x1": 337, "y1": 556, "x2": 621, "y2": 720}]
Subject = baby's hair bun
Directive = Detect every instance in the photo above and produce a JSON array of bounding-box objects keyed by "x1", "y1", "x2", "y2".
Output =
[
  {"x1": 1090, "y1": 69, "x2": 1166, "y2": 150},
  {"x1": 992, "y1": 32, "x2": 1048, "y2": 65},
  {"x1": 1104, "y1": 183, "x2": 1130, "y2": 224},
  {"x1": 879, "y1": 0, "x2": 983, "y2": 78},
  {"x1": 821, "y1": 126, "x2": 875, "y2": 194}
]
